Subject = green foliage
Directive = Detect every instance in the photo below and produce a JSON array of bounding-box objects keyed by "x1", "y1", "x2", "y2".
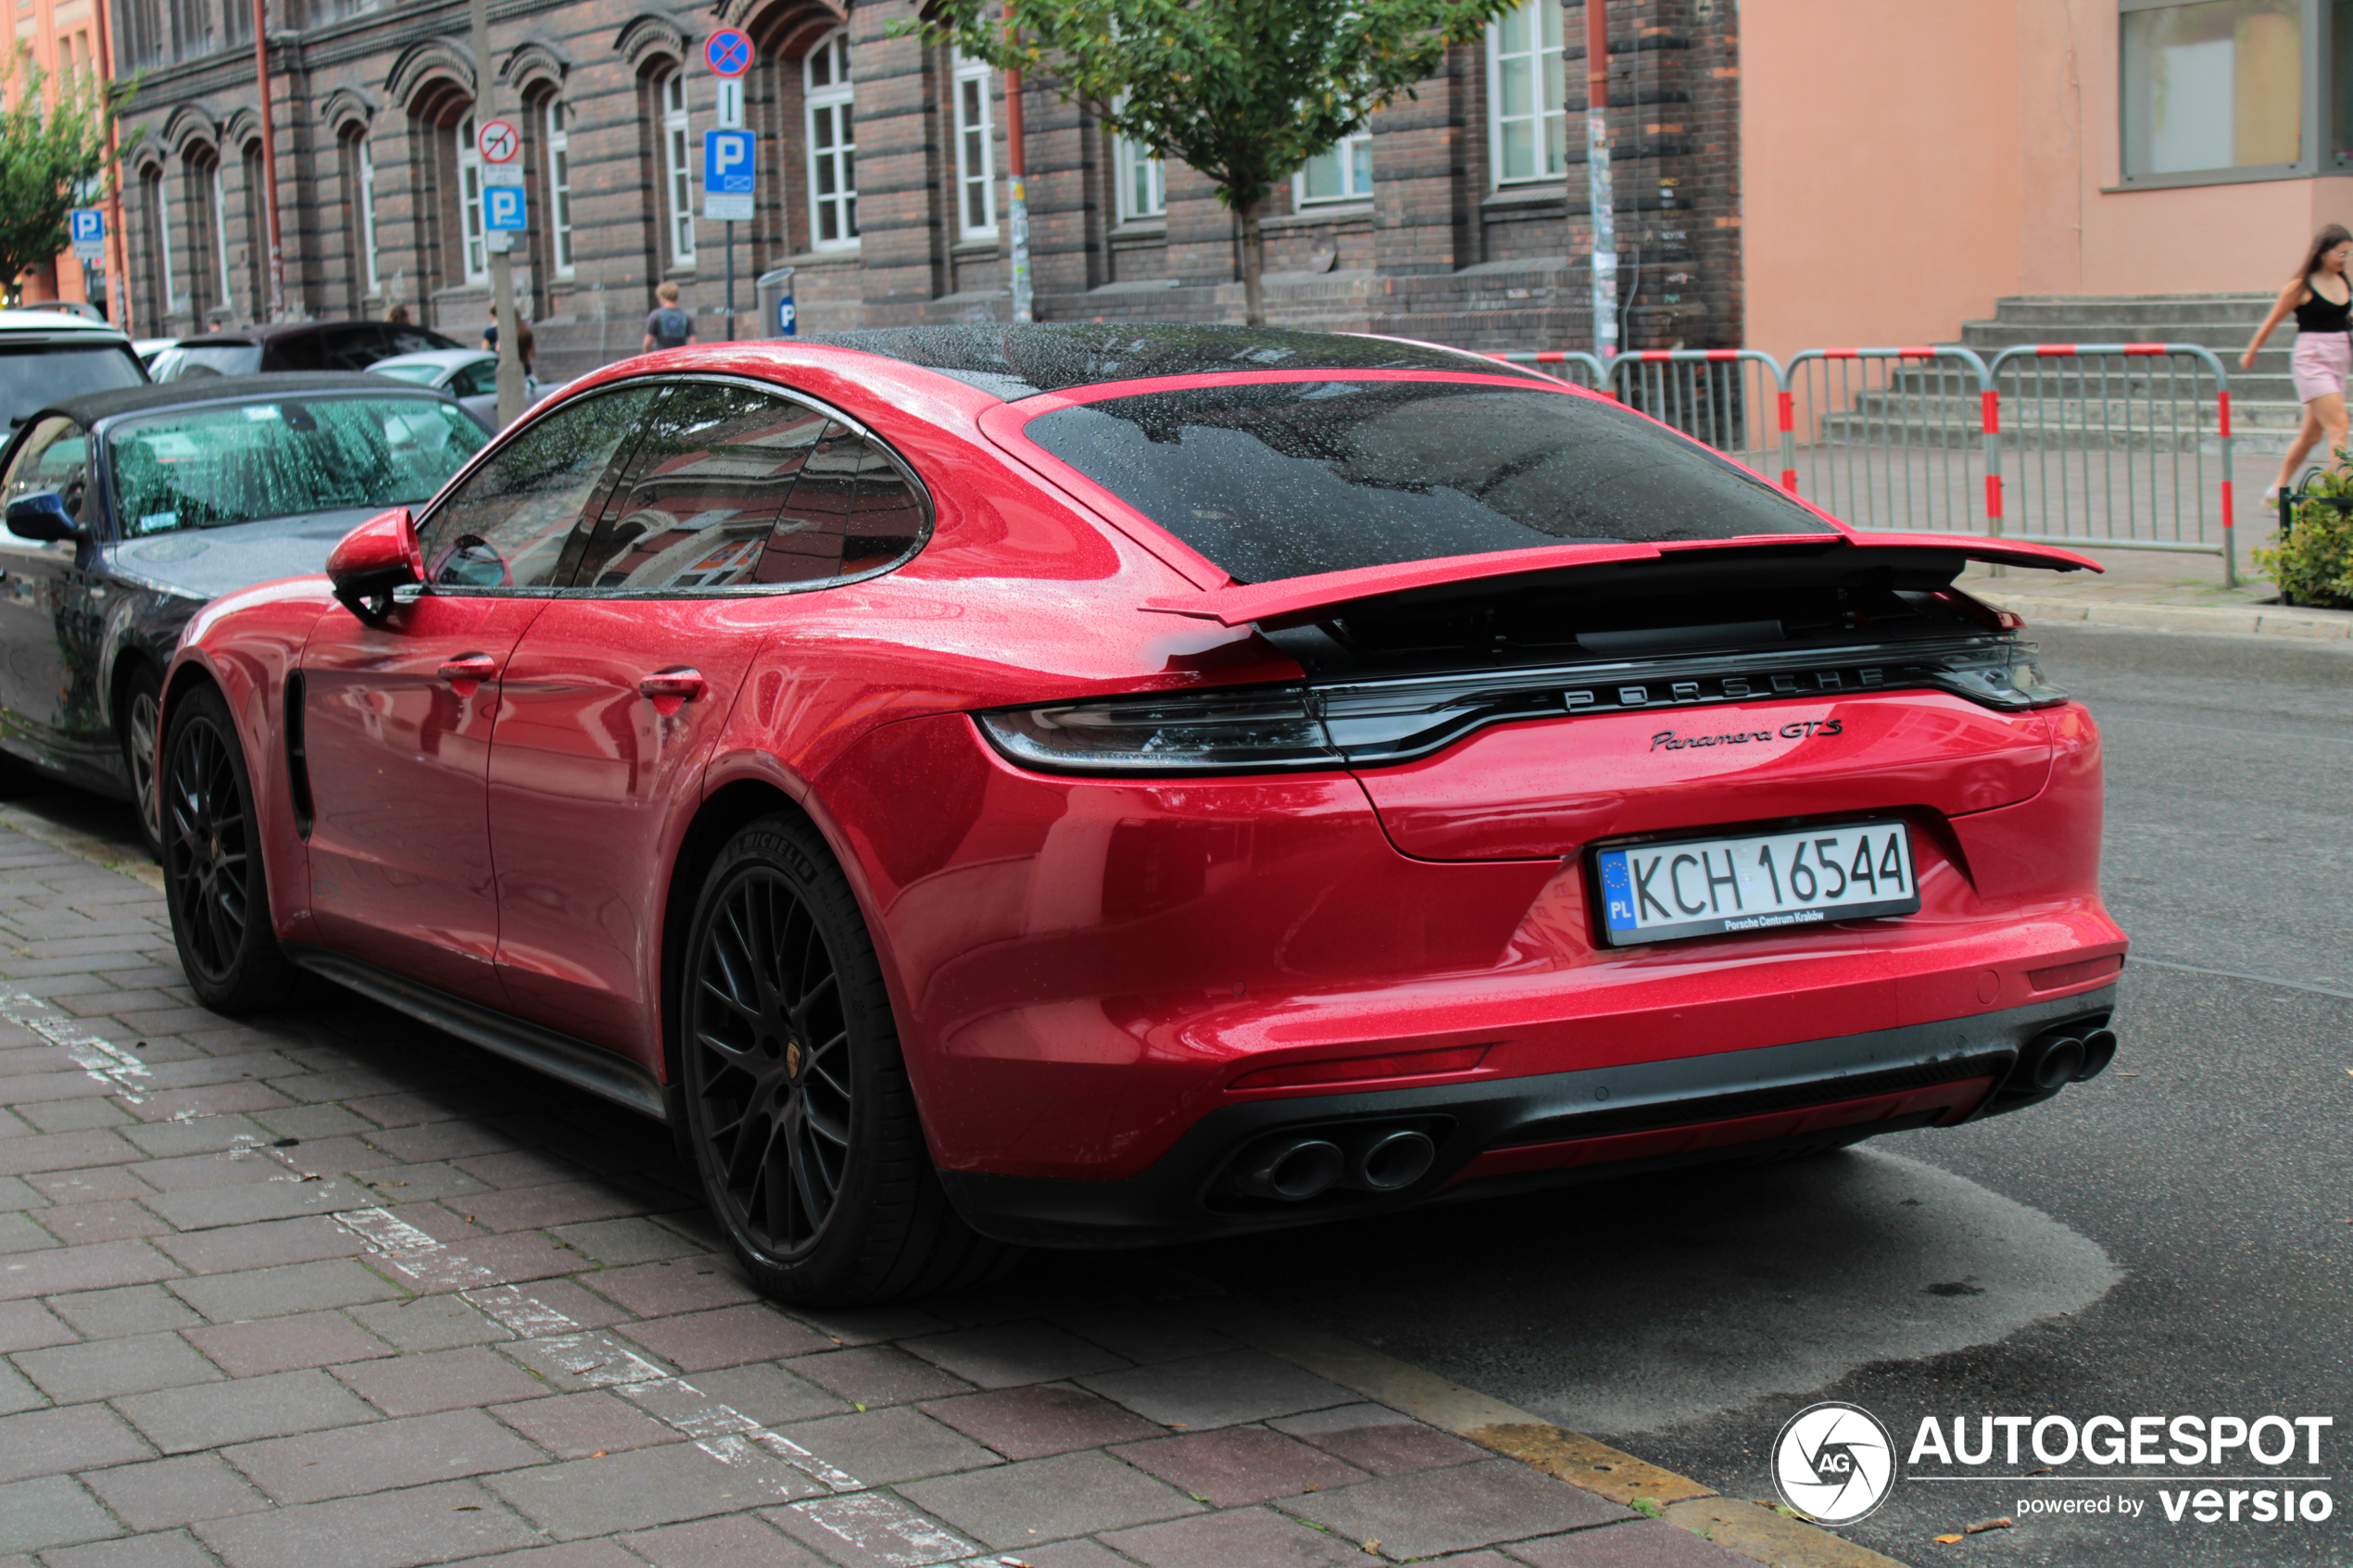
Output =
[
  {"x1": 0, "y1": 51, "x2": 135, "y2": 299},
  {"x1": 904, "y1": 0, "x2": 1520, "y2": 320},
  {"x1": 2255, "y1": 457, "x2": 2353, "y2": 608}
]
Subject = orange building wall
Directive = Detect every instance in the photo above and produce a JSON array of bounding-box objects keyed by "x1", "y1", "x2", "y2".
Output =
[
  {"x1": 10, "y1": 0, "x2": 108, "y2": 310},
  {"x1": 1744, "y1": 0, "x2": 2353, "y2": 359}
]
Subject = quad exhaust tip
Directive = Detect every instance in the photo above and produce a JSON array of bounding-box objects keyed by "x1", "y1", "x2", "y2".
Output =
[{"x1": 1232, "y1": 1126, "x2": 1440, "y2": 1202}]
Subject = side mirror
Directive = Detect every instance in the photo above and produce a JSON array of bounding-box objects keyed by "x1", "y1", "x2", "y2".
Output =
[
  {"x1": 5, "y1": 491, "x2": 80, "y2": 544},
  {"x1": 326, "y1": 507, "x2": 423, "y2": 624}
]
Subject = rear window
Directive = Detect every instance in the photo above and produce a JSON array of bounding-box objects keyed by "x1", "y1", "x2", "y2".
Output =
[
  {"x1": 0, "y1": 344, "x2": 144, "y2": 431},
  {"x1": 156, "y1": 344, "x2": 263, "y2": 380},
  {"x1": 1021, "y1": 379, "x2": 1834, "y2": 583}
]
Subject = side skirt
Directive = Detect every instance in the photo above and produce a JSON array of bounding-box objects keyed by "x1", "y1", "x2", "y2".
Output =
[{"x1": 284, "y1": 944, "x2": 670, "y2": 1123}]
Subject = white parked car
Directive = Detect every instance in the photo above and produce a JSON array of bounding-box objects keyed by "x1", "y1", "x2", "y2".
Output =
[
  {"x1": 367, "y1": 348, "x2": 547, "y2": 430},
  {"x1": 0, "y1": 311, "x2": 146, "y2": 432}
]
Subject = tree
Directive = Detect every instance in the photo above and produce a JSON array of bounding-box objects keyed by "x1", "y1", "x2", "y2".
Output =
[
  {"x1": 0, "y1": 51, "x2": 135, "y2": 302},
  {"x1": 907, "y1": 0, "x2": 1518, "y2": 326}
]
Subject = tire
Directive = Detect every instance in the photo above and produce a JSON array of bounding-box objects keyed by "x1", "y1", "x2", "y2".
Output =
[
  {"x1": 678, "y1": 812, "x2": 1018, "y2": 1305},
  {"x1": 119, "y1": 662, "x2": 163, "y2": 861},
  {"x1": 160, "y1": 682, "x2": 303, "y2": 1013}
]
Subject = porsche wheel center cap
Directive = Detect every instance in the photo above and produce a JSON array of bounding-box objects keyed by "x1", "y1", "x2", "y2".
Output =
[{"x1": 786, "y1": 1041, "x2": 802, "y2": 1080}]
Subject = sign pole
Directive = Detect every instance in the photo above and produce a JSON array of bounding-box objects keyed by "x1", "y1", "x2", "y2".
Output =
[
  {"x1": 702, "y1": 28, "x2": 757, "y2": 335},
  {"x1": 470, "y1": 0, "x2": 524, "y2": 427}
]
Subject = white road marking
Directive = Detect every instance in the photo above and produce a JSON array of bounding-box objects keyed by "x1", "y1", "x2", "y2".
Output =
[
  {"x1": 787, "y1": 1493, "x2": 976, "y2": 1565},
  {"x1": 0, "y1": 987, "x2": 150, "y2": 1101}
]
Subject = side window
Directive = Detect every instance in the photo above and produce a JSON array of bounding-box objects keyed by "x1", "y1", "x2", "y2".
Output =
[
  {"x1": 571, "y1": 383, "x2": 828, "y2": 589},
  {"x1": 316, "y1": 327, "x2": 384, "y2": 371},
  {"x1": 449, "y1": 359, "x2": 497, "y2": 400},
  {"x1": 755, "y1": 423, "x2": 925, "y2": 584},
  {"x1": 387, "y1": 328, "x2": 443, "y2": 358},
  {"x1": 269, "y1": 332, "x2": 326, "y2": 372},
  {"x1": 1, "y1": 417, "x2": 93, "y2": 522},
  {"x1": 416, "y1": 384, "x2": 661, "y2": 591}
]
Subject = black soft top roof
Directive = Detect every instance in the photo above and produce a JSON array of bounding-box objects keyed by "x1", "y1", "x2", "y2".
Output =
[
  {"x1": 804, "y1": 322, "x2": 1552, "y2": 400},
  {"x1": 32, "y1": 372, "x2": 454, "y2": 428}
]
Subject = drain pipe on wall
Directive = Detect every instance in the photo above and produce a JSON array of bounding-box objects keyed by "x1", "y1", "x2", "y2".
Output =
[
  {"x1": 1585, "y1": 0, "x2": 1616, "y2": 361},
  {"x1": 1005, "y1": 50, "x2": 1033, "y2": 324}
]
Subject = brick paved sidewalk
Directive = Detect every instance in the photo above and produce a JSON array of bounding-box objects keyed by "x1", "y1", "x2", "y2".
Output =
[{"x1": 0, "y1": 822, "x2": 1766, "y2": 1568}]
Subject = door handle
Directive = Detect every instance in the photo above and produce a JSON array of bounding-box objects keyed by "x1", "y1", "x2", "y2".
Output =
[
  {"x1": 638, "y1": 668, "x2": 706, "y2": 716},
  {"x1": 437, "y1": 652, "x2": 498, "y2": 697}
]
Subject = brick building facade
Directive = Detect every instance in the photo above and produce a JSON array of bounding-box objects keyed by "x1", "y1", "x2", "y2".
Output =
[{"x1": 110, "y1": 0, "x2": 1741, "y2": 379}]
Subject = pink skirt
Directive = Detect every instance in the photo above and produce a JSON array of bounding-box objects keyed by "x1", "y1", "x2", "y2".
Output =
[{"x1": 2291, "y1": 331, "x2": 2350, "y2": 403}]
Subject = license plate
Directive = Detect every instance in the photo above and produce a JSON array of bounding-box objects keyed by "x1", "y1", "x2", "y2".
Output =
[{"x1": 1593, "y1": 820, "x2": 1919, "y2": 946}]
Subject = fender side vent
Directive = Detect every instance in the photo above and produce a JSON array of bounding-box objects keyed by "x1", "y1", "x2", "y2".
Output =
[{"x1": 284, "y1": 671, "x2": 314, "y2": 840}]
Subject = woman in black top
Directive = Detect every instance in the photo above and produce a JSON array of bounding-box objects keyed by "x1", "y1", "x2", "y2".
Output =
[{"x1": 2245, "y1": 223, "x2": 2353, "y2": 496}]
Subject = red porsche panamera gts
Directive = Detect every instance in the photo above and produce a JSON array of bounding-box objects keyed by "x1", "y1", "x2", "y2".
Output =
[{"x1": 157, "y1": 324, "x2": 2126, "y2": 1304}]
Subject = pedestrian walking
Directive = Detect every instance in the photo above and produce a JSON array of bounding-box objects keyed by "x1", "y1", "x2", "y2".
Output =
[
  {"x1": 643, "y1": 282, "x2": 697, "y2": 352},
  {"x1": 2245, "y1": 223, "x2": 2353, "y2": 497},
  {"x1": 484, "y1": 307, "x2": 536, "y2": 376}
]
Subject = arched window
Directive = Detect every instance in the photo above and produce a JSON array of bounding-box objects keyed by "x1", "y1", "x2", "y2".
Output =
[
  {"x1": 338, "y1": 128, "x2": 380, "y2": 310},
  {"x1": 804, "y1": 31, "x2": 856, "y2": 248},
  {"x1": 658, "y1": 70, "x2": 696, "y2": 265},
  {"x1": 1488, "y1": 0, "x2": 1565, "y2": 185},
  {"x1": 544, "y1": 98, "x2": 575, "y2": 277},
  {"x1": 141, "y1": 165, "x2": 179, "y2": 323},
  {"x1": 456, "y1": 114, "x2": 488, "y2": 285},
  {"x1": 951, "y1": 49, "x2": 994, "y2": 239},
  {"x1": 242, "y1": 141, "x2": 268, "y2": 317}
]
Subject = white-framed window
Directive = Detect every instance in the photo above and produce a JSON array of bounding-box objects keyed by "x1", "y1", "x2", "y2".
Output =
[
  {"x1": 456, "y1": 114, "x2": 487, "y2": 284},
  {"x1": 1295, "y1": 129, "x2": 1372, "y2": 204},
  {"x1": 208, "y1": 163, "x2": 233, "y2": 309},
  {"x1": 805, "y1": 30, "x2": 857, "y2": 248},
  {"x1": 660, "y1": 70, "x2": 696, "y2": 265},
  {"x1": 1488, "y1": 0, "x2": 1566, "y2": 185},
  {"x1": 2121, "y1": 0, "x2": 2301, "y2": 179},
  {"x1": 1114, "y1": 125, "x2": 1164, "y2": 220},
  {"x1": 357, "y1": 136, "x2": 381, "y2": 296},
  {"x1": 151, "y1": 167, "x2": 183, "y2": 314},
  {"x1": 545, "y1": 98, "x2": 575, "y2": 276},
  {"x1": 951, "y1": 49, "x2": 995, "y2": 239}
]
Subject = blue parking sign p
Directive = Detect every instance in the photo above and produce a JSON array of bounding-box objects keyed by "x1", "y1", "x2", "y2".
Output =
[
  {"x1": 704, "y1": 130, "x2": 755, "y2": 194},
  {"x1": 484, "y1": 185, "x2": 526, "y2": 231},
  {"x1": 69, "y1": 208, "x2": 103, "y2": 245}
]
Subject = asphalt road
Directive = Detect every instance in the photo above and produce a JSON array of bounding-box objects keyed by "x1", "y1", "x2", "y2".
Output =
[{"x1": 1170, "y1": 623, "x2": 2353, "y2": 1567}]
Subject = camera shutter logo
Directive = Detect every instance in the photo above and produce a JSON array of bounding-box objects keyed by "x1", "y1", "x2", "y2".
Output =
[{"x1": 1773, "y1": 1402, "x2": 1898, "y2": 1524}]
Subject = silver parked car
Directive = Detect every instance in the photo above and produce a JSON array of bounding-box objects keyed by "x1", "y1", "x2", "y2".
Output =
[{"x1": 367, "y1": 348, "x2": 548, "y2": 430}]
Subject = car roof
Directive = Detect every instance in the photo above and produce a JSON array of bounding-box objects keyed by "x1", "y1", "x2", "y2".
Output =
[
  {"x1": 801, "y1": 322, "x2": 1551, "y2": 400},
  {"x1": 370, "y1": 349, "x2": 487, "y2": 369},
  {"x1": 167, "y1": 320, "x2": 422, "y2": 347},
  {"x1": 0, "y1": 309, "x2": 132, "y2": 343},
  {"x1": 29, "y1": 371, "x2": 458, "y2": 427}
]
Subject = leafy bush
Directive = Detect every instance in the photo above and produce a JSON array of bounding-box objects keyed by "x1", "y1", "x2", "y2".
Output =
[{"x1": 2256, "y1": 458, "x2": 2353, "y2": 608}]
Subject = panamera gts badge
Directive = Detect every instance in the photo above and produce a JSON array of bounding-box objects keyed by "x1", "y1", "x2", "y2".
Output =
[{"x1": 1652, "y1": 718, "x2": 1843, "y2": 752}]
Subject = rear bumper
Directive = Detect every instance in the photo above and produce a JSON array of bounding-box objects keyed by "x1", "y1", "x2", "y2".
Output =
[{"x1": 937, "y1": 985, "x2": 2117, "y2": 1248}]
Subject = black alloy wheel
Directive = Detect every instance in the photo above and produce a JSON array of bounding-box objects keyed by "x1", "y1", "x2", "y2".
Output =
[
  {"x1": 120, "y1": 664, "x2": 164, "y2": 859},
  {"x1": 678, "y1": 813, "x2": 1015, "y2": 1304},
  {"x1": 160, "y1": 683, "x2": 300, "y2": 1012},
  {"x1": 688, "y1": 863, "x2": 854, "y2": 1258}
]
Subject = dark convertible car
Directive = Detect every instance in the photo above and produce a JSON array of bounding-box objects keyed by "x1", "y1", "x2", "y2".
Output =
[{"x1": 0, "y1": 372, "x2": 484, "y2": 852}]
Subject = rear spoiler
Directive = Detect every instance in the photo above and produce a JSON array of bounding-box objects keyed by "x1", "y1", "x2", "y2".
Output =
[{"x1": 1139, "y1": 533, "x2": 2098, "y2": 629}]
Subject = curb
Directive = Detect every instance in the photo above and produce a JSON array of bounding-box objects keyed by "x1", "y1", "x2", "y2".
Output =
[
  {"x1": 1185, "y1": 1295, "x2": 1912, "y2": 1568},
  {"x1": 0, "y1": 803, "x2": 163, "y2": 889},
  {"x1": 1975, "y1": 593, "x2": 2353, "y2": 641}
]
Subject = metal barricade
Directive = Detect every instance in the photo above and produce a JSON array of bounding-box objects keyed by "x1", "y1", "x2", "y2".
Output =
[
  {"x1": 1489, "y1": 350, "x2": 1609, "y2": 390},
  {"x1": 1987, "y1": 344, "x2": 2236, "y2": 586},
  {"x1": 1781, "y1": 348, "x2": 1998, "y2": 536},
  {"x1": 1605, "y1": 349, "x2": 1788, "y2": 481}
]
